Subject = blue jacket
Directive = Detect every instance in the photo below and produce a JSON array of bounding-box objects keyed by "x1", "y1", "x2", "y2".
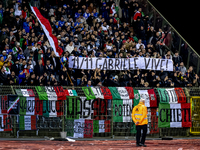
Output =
[
  {"x1": 18, "y1": 73, "x2": 26, "y2": 84},
  {"x1": 0, "y1": 55, "x2": 7, "y2": 61},
  {"x1": 17, "y1": 54, "x2": 25, "y2": 60},
  {"x1": 83, "y1": 12, "x2": 90, "y2": 20},
  {"x1": 58, "y1": 20, "x2": 65, "y2": 27},
  {"x1": 94, "y1": 12, "x2": 98, "y2": 18},
  {"x1": 23, "y1": 22, "x2": 30, "y2": 33},
  {"x1": 74, "y1": 12, "x2": 81, "y2": 20}
]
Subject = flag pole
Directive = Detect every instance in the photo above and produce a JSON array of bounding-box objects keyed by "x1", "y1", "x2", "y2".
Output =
[
  {"x1": 59, "y1": 57, "x2": 74, "y2": 86},
  {"x1": 29, "y1": 4, "x2": 74, "y2": 86}
]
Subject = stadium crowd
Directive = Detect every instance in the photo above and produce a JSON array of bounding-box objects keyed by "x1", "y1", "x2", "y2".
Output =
[{"x1": 0, "y1": 0, "x2": 199, "y2": 87}]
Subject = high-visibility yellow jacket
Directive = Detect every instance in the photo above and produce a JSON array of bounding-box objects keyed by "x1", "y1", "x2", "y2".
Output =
[{"x1": 132, "y1": 102, "x2": 148, "y2": 125}]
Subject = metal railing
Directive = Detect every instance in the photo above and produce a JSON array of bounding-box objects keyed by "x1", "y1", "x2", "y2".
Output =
[
  {"x1": 145, "y1": 0, "x2": 200, "y2": 74},
  {"x1": 0, "y1": 86, "x2": 199, "y2": 139}
]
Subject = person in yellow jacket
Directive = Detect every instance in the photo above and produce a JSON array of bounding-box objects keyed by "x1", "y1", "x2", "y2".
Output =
[{"x1": 132, "y1": 98, "x2": 148, "y2": 147}]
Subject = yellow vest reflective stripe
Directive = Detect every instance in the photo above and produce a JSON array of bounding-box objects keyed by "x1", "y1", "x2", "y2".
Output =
[{"x1": 134, "y1": 114, "x2": 142, "y2": 116}]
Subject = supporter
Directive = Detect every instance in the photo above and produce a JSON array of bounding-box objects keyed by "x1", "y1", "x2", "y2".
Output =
[
  {"x1": 178, "y1": 62, "x2": 187, "y2": 76},
  {"x1": 0, "y1": 56, "x2": 5, "y2": 69},
  {"x1": 0, "y1": 0, "x2": 196, "y2": 87},
  {"x1": 65, "y1": 41, "x2": 74, "y2": 54},
  {"x1": 0, "y1": 67, "x2": 7, "y2": 84},
  {"x1": 173, "y1": 50, "x2": 183, "y2": 66}
]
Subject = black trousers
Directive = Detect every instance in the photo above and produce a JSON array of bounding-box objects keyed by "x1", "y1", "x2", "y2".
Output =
[{"x1": 136, "y1": 124, "x2": 147, "y2": 145}]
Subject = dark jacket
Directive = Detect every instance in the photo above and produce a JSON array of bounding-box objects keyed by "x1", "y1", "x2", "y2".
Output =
[
  {"x1": 11, "y1": 64, "x2": 20, "y2": 76},
  {"x1": 49, "y1": 56, "x2": 61, "y2": 73},
  {"x1": 0, "y1": 71, "x2": 7, "y2": 85},
  {"x1": 34, "y1": 64, "x2": 44, "y2": 77},
  {"x1": 173, "y1": 55, "x2": 183, "y2": 66}
]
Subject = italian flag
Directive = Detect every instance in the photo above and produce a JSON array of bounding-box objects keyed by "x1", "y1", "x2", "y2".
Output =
[
  {"x1": 157, "y1": 88, "x2": 186, "y2": 103},
  {"x1": 35, "y1": 86, "x2": 66, "y2": 117},
  {"x1": 19, "y1": 115, "x2": 37, "y2": 130},
  {"x1": 82, "y1": 86, "x2": 112, "y2": 100},
  {"x1": 108, "y1": 87, "x2": 134, "y2": 99},
  {"x1": 30, "y1": 5, "x2": 63, "y2": 56},
  {"x1": 36, "y1": 86, "x2": 66, "y2": 101},
  {"x1": 158, "y1": 103, "x2": 191, "y2": 128},
  {"x1": 93, "y1": 120, "x2": 110, "y2": 133},
  {"x1": 113, "y1": 99, "x2": 133, "y2": 122},
  {"x1": 133, "y1": 89, "x2": 157, "y2": 107},
  {"x1": 110, "y1": 4, "x2": 116, "y2": 16},
  {"x1": 15, "y1": 89, "x2": 35, "y2": 97}
]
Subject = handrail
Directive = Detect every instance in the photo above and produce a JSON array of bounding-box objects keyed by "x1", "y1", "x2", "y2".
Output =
[{"x1": 147, "y1": 0, "x2": 200, "y2": 58}]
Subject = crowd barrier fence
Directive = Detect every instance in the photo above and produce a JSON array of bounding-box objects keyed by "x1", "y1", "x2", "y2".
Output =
[{"x1": 0, "y1": 86, "x2": 198, "y2": 139}]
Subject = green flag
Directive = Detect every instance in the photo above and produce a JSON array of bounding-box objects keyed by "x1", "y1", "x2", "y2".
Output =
[
  {"x1": 82, "y1": 87, "x2": 96, "y2": 100},
  {"x1": 158, "y1": 103, "x2": 170, "y2": 128},
  {"x1": 19, "y1": 97, "x2": 26, "y2": 115},
  {"x1": 66, "y1": 96, "x2": 80, "y2": 119},
  {"x1": 93, "y1": 120, "x2": 99, "y2": 133},
  {"x1": 108, "y1": 87, "x2": 122, "y2": 100},
  {"x1": 157, "y1": 88, "x2": 169, "y2": 103},
  {"x1": 35, "y1": 86, "x2": 48, "y2": 100}
]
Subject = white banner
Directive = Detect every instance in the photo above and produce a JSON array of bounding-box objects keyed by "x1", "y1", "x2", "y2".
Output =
[{"x1": 68, "y1": 56, "x2": 173, "y2": 71}]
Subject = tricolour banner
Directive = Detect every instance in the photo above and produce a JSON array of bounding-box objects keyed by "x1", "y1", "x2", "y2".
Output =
[
  {"x1": 133, "y1": 89, "x2": 157, "y2": 107},
  {"x1": 108, "y1": 87, "x2": 134, "y2": 99},
  {"x1": 15, "y1": 89, "x2": 35, "y2": 97},
  {"x1": 158, "y1": 103, "x2": 191, "y2": 128},
  {"x1": 69, "y1": 56, "x2": 173, "y2": 71},
  {"x1": 93, "y1": 120, "x2": 111, "y2": 133},
  {"x1": 113, "y1": 99, "x2": 133, "y2": 122},
  {"x1": 157, "y1": 88, "x2": 186, "y2": 103},
  {"x1": 19, "y1": 115, "x2": 37, "y2": 130},
  {"x1": 82, "y1": 87, "x2": 112, "y2": 100},
  {"x1": 35, "y1": 86, "x2": 65, "y2": 117}
]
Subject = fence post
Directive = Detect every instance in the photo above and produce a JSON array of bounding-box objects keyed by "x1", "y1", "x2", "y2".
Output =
[
  {"x1": 13, "y1": 116, "x2": 17, "y2": 138},
  {"x1": 111, "y1": 99, "x2": 114, "y2": 138},
  {"x1": 62, "y1": 100, "x2": 65, "y2": 132},
  {"x1": 10, "y1": 86, "x2": 15, "y2": 94}
]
